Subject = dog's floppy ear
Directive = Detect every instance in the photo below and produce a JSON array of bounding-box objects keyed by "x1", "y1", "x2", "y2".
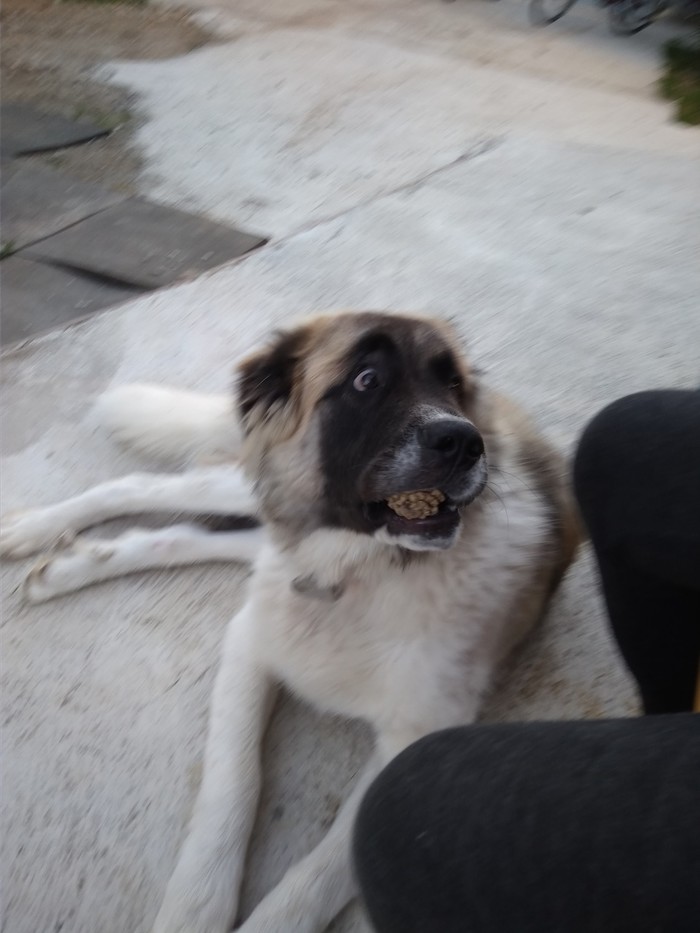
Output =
[{"x1": 236, "y1": 327, "x2": 308, "y2": 437}]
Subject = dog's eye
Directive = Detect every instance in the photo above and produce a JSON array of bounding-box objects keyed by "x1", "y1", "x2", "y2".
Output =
[{"x1": 353, "y1": 368, "x2": 381, "y2": 392}]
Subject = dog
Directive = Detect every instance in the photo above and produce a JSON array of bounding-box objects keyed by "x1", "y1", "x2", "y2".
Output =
[{"x1": 1, "y1": 311, "x2": 581, "y2": 933}]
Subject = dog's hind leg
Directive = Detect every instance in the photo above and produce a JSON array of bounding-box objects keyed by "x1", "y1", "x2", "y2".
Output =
[
  {"x1": 23, "y1": 524, "x2": 267, "y2": 603},
  {"x1": 1, "y1": 466, "x2": 256, "y2": 559}
]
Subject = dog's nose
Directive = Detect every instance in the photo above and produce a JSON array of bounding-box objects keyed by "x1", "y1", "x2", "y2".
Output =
[{"x1": 419, "y1": 419, "x2": 484, "y2": 468}]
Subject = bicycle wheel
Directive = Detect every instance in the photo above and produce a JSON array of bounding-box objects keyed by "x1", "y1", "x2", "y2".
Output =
[
  {"x1": 528, "y1": 0, "x2": 580, "y2": 25},
  {"x1": 607, "y1": 0, "x2": 665, "y2": 35}
]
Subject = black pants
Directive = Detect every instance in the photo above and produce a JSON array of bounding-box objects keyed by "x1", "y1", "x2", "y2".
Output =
[
  {"x1": 574, "y1": 390, "x2": 700, "y2": 713},
  {"x1": 354, "y1": 390, "x2": 700, "y2": 933}
]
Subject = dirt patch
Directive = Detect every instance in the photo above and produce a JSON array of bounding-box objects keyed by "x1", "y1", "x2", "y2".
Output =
[{"x1": 2, "y1": 0, "x2": 213, "y2": 193}]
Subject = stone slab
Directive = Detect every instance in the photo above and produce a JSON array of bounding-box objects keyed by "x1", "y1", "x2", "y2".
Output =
[
  {"x1": 23, "y1": 197, "x2": 268, "y2": 288},
  {"x1": 1, "y1": 163, "x2": 125, "y2": 253},
  {"x1": 0, "y1": 256, "x2": 142, "y2": 346},
  {"x1": 0, "y1": 103, "x2": 109, "y2": 158}
]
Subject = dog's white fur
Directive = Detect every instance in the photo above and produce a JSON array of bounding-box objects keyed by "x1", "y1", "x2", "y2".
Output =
[{"x1": 2, "y1": 318, "x2": 578, "y2": 933}]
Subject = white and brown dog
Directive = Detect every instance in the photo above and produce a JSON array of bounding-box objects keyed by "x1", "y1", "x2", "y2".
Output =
[{"x1": 1, "y1": 311, "x2": 580, "y2": 933}]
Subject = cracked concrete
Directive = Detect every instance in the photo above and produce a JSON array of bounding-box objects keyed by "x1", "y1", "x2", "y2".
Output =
[{"x1": 2, "y1": 2, "x2": 699, "y2": 932}]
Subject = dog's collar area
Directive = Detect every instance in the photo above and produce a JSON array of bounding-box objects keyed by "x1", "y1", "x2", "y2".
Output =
[{"x1": 292, "y1": 575, "x2": 345, "y2": 602}]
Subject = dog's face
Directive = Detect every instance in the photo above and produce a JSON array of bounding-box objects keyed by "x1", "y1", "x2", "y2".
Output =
[{"x1": 237, "y1": 312, "x2": 489, "y2": 552}]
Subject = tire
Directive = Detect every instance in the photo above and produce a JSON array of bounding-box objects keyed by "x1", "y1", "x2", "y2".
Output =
[
  {"x1": 528, "y1": 0, "x2": 580, "y2": 25},
  {"x1": 607, "y1": 0, "x2": 666, "y2": 35}
]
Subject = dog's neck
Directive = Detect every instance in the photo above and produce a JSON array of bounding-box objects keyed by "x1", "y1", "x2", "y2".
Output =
[{"x1": 270, "y1": 524, "x2": 397, "y2": 597}]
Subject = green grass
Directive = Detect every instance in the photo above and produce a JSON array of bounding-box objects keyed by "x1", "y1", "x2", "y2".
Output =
[{"x1": 659, "y1": 34, "x2": 700, "y2": 125}]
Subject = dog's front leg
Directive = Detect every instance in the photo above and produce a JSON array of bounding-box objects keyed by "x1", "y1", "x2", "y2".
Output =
[
  {"x1": 236, "y1": 725, "x2": 455, "y2": 933},
  {"x1": 152, "y1": 601, "x2": 276, "y2": 933},
  {"x1": 236, "y1": 750, "x2": 384, "y2": 933}
]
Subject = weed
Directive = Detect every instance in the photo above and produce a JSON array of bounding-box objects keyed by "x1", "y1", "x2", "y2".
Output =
[{"x1": 659, "y1": 33, "x2": 700, "y2": 125}]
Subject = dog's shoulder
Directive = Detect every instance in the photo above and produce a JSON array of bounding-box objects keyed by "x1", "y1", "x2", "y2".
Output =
[{"x1": 479, "y1": 387, "x2": 582, "y2": 589}]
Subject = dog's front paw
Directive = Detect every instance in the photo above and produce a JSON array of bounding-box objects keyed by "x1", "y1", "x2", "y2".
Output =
[
  {"x1": 23, "y1": 555, "x2": 68, "y2": 604},
  {"x1": 0, "y1": 510, "x2": 74, "y2": 560}
]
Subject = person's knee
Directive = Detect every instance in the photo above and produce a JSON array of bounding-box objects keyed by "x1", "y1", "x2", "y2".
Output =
[
  {"x1": 573, "y1": 389, "x2": 694, "y2": 541},
  {"x1": 354, "y1": 718, "x2": 700, "y2": 933},
  {"x1": 575, "y1": 392, "x2": 653, "y2": 493}
]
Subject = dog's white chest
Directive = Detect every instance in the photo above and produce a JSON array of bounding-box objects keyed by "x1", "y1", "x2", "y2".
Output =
[
  {"x1": 254, "y1": 571, "x2": 457, "y2": 722},
  {"x1": 247, "y1": 499, "x2": 548, "y2": 728}
]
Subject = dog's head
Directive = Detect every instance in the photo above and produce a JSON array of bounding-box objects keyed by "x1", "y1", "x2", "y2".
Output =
[{"x1": 237, "y1": 312, "x2": 489, "y2": 552}]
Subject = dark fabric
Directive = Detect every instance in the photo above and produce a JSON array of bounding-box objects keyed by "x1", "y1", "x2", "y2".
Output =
[
  {"x1": 573, "y1": 389, "x2": 700, "y2": 713},
  {"x1": 354, "y1": 717, "x2": 700, "y2": 933}
]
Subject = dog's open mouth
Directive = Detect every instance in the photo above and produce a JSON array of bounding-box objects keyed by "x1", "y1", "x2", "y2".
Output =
[
  {"x1": 387, "y1": 489, "x2": 445, "y2": 519},
  {"x1": 366, "y1": 488, "x2": 460, "y2": 538}
]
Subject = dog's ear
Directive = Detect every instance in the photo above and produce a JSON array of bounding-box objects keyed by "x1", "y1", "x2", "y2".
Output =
[{"x1": 236, "y1": 327, "x2": 307, "y2": 436}]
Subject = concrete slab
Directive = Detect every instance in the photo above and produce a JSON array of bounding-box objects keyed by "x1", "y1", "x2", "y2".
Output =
[
  {"x1": 2, "y1": 3, "x2": 699, "y2": 933},
  {"x1": 23, "y1": 197, "x2": 267, "y2": 289},
  {"x1": 0, "y1": 103, "x2": 109, "y2": 158},
  {"x1": 0, "y1": 256, "x2": 142, "y2": 346},
  {"x1": 1, "y1": 163, "x2": 126, "y2": 254},
  {"x1": 4, "y1": 130, "x2": 699, "y2": 932},
  {"x1": 106, "y1": 1, "x2": 699, "y2": 237}
]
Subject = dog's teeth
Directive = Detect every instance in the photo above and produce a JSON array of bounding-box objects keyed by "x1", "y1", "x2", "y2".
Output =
[{"x1": 386, "y1": 489, "x2": 445, "y2": 520}]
